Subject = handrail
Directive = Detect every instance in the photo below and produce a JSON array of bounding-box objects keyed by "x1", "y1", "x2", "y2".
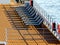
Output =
[{"x1": 33, "y1": 1, "x2": 60, "y2": 41}]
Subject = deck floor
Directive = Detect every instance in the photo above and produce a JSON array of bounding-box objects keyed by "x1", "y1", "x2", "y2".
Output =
[{"x1": 0, "y1": 4, "x2": 60, "y2": 45}]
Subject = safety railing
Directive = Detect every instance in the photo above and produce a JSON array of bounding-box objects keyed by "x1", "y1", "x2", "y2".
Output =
[{"x1": 33, "y1": 0, "x2": 60, "y2": 41}]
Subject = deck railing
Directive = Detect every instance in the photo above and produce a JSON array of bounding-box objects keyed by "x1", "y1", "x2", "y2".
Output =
[{"x1": 33, "y1": 0, "x2": 60, "y2": 41}]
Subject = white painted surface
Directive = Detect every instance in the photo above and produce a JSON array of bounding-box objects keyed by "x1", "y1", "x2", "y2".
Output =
[
  {"x1": 0, "y1": 42, "x2": 6, "y2": 45},
  {"x1": 0, "y1": 0, "x2": 10, "y2": 4}
]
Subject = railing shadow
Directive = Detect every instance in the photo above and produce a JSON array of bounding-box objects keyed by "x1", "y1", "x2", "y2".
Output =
[
  {"x1": 3, "y1": 5, "x2": 60, "y2": 45},
  {"x1": 3, "y1": 5, "x2": 30, "y2": 30},
  {"x1": 34, "y1": 24, "x2": 60, "y2": 44}
]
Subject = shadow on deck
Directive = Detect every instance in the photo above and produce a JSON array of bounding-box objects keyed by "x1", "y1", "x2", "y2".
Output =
[
  {"x1": 3, "y1": 5, "x2": 60, "y2": 45},
  {"x1": 3, "y1": 5, "x2": 31, "y2": 30},
  {"x1": 34, "y1": 24, "x2": 60, "y2": 44}
]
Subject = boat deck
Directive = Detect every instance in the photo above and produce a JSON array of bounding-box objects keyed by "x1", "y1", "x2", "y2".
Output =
[{"x1": 0, "y1": 5, "x2": 60, "y2": 45}]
